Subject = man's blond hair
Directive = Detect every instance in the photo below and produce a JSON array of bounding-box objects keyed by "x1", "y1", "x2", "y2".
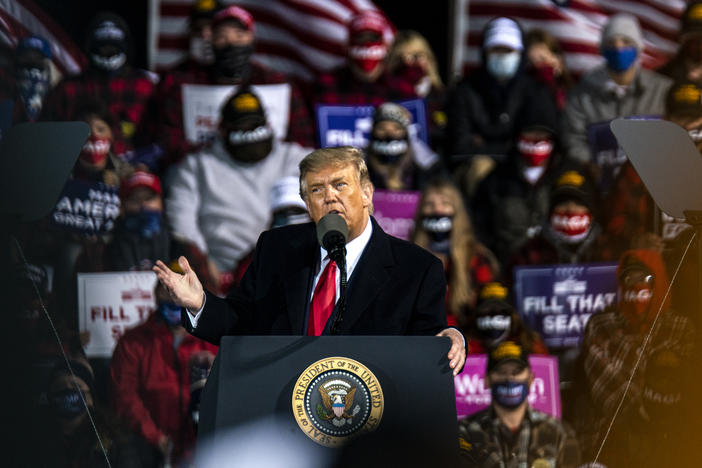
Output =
[{"x1": 298, "y1": 146, "x2": 374, "y2": 212}]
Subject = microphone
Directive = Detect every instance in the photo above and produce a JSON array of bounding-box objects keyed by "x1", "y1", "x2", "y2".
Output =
[
  {"x1": 316, "y1": 213, "x2": 348, "y2": 264},
  {"x1": 315, "y1": 213, "x2": 348, "y2": 335}
]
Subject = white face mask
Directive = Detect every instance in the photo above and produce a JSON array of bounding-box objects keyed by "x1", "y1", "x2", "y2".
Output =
[
  {"x1": 91, "y1": 52, "x2": 126, "y2": 72},
  {"x1": 189, "y1": 37, "x2": 214, "y2": 65},
  {"x1": 486, "y1": 51, "x2": 520, "y2": 80}
]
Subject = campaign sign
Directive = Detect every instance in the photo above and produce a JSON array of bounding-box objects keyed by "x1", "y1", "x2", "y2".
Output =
[
  {"x1": 586, "y1": 115, "x2": 660, "y2": 193},
  {"x1": 182, "y1": 83, "x2": 291, "y2": 145},
  {"x1": 372, "y1": 189, "x2": 420, "y2": 240},
  {"x1": 316, "y1": 98, "x2": 429, "y2": 148},
  {"x1": 513, "y1": 263, "x2": 618, "y2": 348},
  {"x1": 455, "y1": 355, "x2": 561, "y2": 419},
  {"x1": 77, "y1": 272, "x2": 157, "y2": 358},
  {"x1": 50, "y1": 179, "x2": 120, "y2": 235}
]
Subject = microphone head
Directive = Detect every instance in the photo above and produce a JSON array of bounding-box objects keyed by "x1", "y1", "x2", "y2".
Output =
[{"x1": 316, "y1": 213, "x2": 348, "y2": 250}]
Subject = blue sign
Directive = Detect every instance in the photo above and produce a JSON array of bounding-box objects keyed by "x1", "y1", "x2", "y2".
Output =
[
  {"x1": 50, "y1": 179, "x2": 121, "y2": 235},
  {"x1": 316, "y1": 98, "x2": 429, "y2": 148},
  {"x1": 513, "y1": 262, "x2": 618, "y2": 348},
  {"x1": 586, "y1": 115, "x2": 660, "y2": 194}
]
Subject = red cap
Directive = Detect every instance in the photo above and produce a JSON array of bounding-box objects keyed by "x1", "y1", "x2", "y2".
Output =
[
  {"x1": 120, "y1": 171, "x2": 162, "y2": 199},
  {"x1": 212, "y1": 5, "x2": 255, "y2": 32},
  {"x1": 348, "y1": 10, "x2": 393, "y2": 44}
]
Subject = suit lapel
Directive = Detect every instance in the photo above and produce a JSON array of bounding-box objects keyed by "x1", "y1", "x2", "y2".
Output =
[
  {"x1": 283, "y1": 224, "x2": 318, "y2": 334},
  {"x1": 340, "y1": 217, "x2": 394, "y2": 332}
]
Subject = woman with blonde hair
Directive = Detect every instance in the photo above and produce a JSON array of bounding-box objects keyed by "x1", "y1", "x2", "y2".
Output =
[
  {"x1": 387, "y1": 30, "x2": 447, "y2": 152},
  {"x1": 410, "y1": 177, "x2": 499, "y2": 328}
]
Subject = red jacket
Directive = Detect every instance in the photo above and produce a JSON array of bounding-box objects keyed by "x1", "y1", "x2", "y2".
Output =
[{"x1": 109, "y1": 314, "x2": 217, "y2": 459}]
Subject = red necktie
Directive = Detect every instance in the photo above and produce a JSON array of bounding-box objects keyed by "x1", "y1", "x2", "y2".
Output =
[{"x1": 307, "y1": 259, "x2": 337, "y2": 336}]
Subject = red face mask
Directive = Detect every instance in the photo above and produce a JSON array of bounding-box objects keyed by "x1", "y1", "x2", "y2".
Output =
[
  {"x1": 79, "y1": 136, "x2": 111, "y2": 165},
  {"x1": 348, "y1": 41, "x2": 387, "y2": 73},
  {"x1": 550, "y1": 212, "x2": 591, "y2": 240},
  {"x1": 619, "y1": 284, "x2": 653, "y2": 327},
  {"x1": 518, "y1": 135, "x2": 553, "y2": 166}
]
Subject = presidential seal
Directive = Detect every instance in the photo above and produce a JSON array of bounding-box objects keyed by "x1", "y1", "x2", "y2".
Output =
[{"x1": 292, "y1": 356, "x2": 384, "y2": 447}]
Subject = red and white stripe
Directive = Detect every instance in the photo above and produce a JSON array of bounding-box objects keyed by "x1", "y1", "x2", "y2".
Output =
[
  {"x1": 0, "y1": 0, "x2": 84, "y2": 75},
  {"x1": 151, "y1": 0, "x2": 388, "y2": 81},
  {"x1": 453, "y1": 0, "x2": 687, "y2": 77}
]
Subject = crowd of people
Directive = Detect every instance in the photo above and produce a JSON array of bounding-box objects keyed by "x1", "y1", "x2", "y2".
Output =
[{"x1": 5, "y1": 1, "x2": 702, "y2": 467}]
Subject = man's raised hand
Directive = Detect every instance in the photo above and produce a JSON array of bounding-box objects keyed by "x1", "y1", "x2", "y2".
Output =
[{"x1": 153, "y1": 256, "x2": 205, "y2": 311}]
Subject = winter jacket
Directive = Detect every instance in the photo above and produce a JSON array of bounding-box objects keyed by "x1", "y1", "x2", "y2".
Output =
[
  {"x1": 445, "y1": 67, "x2": 557, "y2": 168},
  {"x1": 563, "y1": 66, "x2": 672, "y2": 163},
  {"x1": 110, "y1": 315, "x2": 218, "y2": 459}
]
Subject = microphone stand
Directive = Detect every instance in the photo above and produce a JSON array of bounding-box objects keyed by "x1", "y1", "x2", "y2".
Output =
[{"x1": 329, "y1": 246, "x2": 347, "y2": 335}]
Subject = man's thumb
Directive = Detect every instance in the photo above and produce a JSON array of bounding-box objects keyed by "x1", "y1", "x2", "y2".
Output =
[{"x1": 178, "y1": 256, "x2": 192, "y2": 274}]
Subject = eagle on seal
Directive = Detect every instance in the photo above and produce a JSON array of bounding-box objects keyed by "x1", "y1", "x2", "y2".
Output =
[{"x1": 319, "y1": 386, "x2": 356, "y2": 420}]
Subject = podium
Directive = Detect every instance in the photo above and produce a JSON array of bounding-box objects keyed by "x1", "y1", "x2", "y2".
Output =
[{"x1": 198, "y1": 335, "x2": 459, "y2": 459}]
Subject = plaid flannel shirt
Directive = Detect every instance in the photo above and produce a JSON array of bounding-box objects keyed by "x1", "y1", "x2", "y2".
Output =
[
  {"x1": 458, "y1": 407, "x2": 581, "y2": 468},
  {"x1": 314, "y1": 65, "x2": 416, "y2": 108},
  {"x1": 41, "y1": 68, "x2": 158, "y2": 155},
  {"x1": 152, "y1": 61, "x2": 314, "y2": 166}
]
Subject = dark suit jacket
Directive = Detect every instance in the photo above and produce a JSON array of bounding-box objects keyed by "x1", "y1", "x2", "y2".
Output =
[{"x1": 184, "y1": 217, "x2": 448, "y2": 345}]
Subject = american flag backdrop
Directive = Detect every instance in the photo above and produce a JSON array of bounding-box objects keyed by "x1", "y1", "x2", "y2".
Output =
[
  {"x1": 452, "y1": 0, "x2": 688, "y2": 78},
  {"x1": 150, "y1": 0, "x2": 391, "y2": 81},
  {"x1": 0, "y1": 0, "x2": 84, "y2": 75}
]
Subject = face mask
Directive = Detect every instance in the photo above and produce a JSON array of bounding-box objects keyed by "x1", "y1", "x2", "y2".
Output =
[
  {"x1": 491, "y1": 380, "x2": 530, "y2": 409},
  {"x1": 213, "y1": 44, "x2": 253, "y2": 80},
  {"x1": 486, "y1": 51, "x2": 520, "y2": 80},
  {"x1": 189, "y1": 36, "x2": 214, "y2": 65},
  {"x1": 15, "y1": 66, "x2": 49, "y2": 121},
  {"x1": 158, "y1": 302, "x2": 182, "y2": 326},
  {"x1": 49, "y1": 389, "x2": 86, "y2": 419},
  {"x1": 91, "y1": 52, "x2": 127, "y2": 72},
  {"x1": 518, "y1": 135, "x2": 553, "y2": 167},
  {"x1": 79, "y1": 136, "x2": 111, "y2": 165},
  {"x1": 688, "y1": 127, "x2": 702, "y2": 143},
  {"x1": 224, "y1": 125, "x2": 273, "y2": 163},
  {"x1": 550, "y1": 212, "x2": 592, "y2": 244},
  {"x1": 124, "y1": 209, "x2": 163, "y2": 239},
  {"x1": 369, "y1": 137, "x2": 409, "y2": 164},
  {"x1": 271, "y1": 210, "x2": 310, "y2": 229},
  {"x1": 642, "y1": 384, "x2": 681, "y2": 423},
  {"x1": 476, "y1": 314, "x2": 511, "y2": 344},
  {"x1": 602, "y1": 46, "x2": 638, "y2": 73},
  {"x1": 348, "y1": 41, "x2": 387, "y2": 73},
  {"x1": 533, "y1": 64, "x2": 557, "y2": 85},
  {"x1": 619, "y1": 284, "x2": 653, "y2": 326},
  {"x1": 422, "y1": 215, "x2": 452, "y2": 242}
]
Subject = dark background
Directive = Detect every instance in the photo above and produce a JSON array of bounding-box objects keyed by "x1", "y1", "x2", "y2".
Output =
[{"x1": 33, "y1": 0, "x2": 452, "y2": 82}]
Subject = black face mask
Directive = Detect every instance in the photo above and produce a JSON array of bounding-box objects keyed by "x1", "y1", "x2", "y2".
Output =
[
  {"x1": 422, "y1": 215, "x2": 453, "y2": 243},
  {"x1": 213, "y1": 44, "x2": 253, "y2": 80},
  {"x1": 369, "y1": 136, "x2": 409, "y2": 164},
  {"x1": 475, "y1": 313, "x2": 511, "y2": 345},
  {"x1": 223, "y1": 124, "x2": 274, "y2": 163},
  {"x1": 49, "y1": 389, "x2": 87, "y2": 420}
]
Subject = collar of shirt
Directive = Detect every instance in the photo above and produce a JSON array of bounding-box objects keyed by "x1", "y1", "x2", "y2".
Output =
[{"x1": 318, "y1": 215, "x2": 373, "y2": 279}]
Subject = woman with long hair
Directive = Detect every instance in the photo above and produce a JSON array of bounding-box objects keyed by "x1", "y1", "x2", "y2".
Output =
[{"x1": 410, "y1": 178, "x2": 499, "y2": 328}]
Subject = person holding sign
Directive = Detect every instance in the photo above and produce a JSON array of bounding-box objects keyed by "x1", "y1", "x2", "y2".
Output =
[
  {"x1": 458, "y1": 341, "x2": 580, "y2": 467},
  {"x1": 155, "y1": 146, "x2": 466, "y2": 375}
]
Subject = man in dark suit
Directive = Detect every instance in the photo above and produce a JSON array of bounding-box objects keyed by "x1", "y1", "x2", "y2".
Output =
[{"x1": 154, "y1": 146, "x2": 466, "y2": 374}]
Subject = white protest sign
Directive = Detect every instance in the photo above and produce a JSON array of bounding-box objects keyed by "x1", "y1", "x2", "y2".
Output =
[
  {"x1": 77, "y1": 272, "x2": 158, "y2": 358},
  {"x1": 182, "y1": 83, "x2": 291, "y2": 145}
]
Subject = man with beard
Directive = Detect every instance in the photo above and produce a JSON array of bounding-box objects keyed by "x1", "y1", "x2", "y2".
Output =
[
  {"x1": 154, "y1": 4, "x2": 314, "y2": 165},
  {"x1": 165, "y1": 87, "x2": 309, "y2": 282}
]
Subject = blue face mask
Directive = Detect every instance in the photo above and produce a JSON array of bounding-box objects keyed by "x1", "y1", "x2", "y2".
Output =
[
  {"x1": 603, "y1": 46, "x2": 638, "y2": 72},
  {"x1": 49, "y1": 389, "x2": 86, "y2": 419},
  {"x1": 491, "y1": 380, "x2": 529, "y2": 409},
  {"x1": 486, "y1": 52, "x2": 521, "y2": 81},
  {"x1": 124, "y1": 210, "x2": 163, "y2": 239},
  {"x1": 16, "y1": 66, "x2": 50, "y2": 121},
  {"x1": 159, "y1": 302, "x2": 182, "y2": 326}
]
